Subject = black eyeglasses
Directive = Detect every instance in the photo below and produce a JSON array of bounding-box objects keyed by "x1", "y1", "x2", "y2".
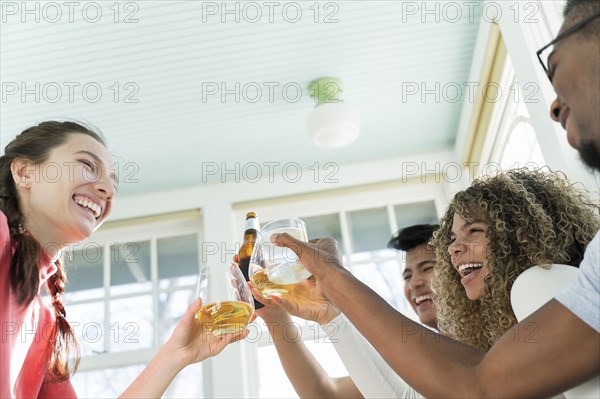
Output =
[{"x1": 536, "y1": 11, "x2": 600, "y2": 81}]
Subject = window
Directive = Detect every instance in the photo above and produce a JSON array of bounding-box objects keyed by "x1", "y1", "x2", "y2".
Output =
[
  {"x1": 240, "y1": 188, "x2": 442, "y2": 398},
  {"x1": 65, "y1": 192, "x2": 442, "y2": 398},
  {"x1": 478, "y1": 46, "x2": 548, "y2": 174},
  {"x1": 490, "y1": 96, "x2": 546, "y2": 170},
  {"x1": 71, "y1": 364, "x2": 146, "y2": 398},
  {"x1": 65, "y1": 214, "x2": 203, "y2": 398}
]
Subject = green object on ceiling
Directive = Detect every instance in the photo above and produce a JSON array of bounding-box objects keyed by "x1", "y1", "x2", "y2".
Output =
[{"x1": 308, "y1": 77, "x2": 344, "y2": 106}]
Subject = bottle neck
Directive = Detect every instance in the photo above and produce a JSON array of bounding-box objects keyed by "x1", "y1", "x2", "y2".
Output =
[{"x1": 246, "y1": 217, "x2": 260, "y2": 232}]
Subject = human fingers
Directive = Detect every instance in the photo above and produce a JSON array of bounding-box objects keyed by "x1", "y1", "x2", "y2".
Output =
[
  {"x1": 186, "y1": 298, "x2": 202, "y2": 321},
  {"x1": 217, "y1": 328, "x2": 249, "y2": 346},
  {"x1": 271, "y1": 232, "x2": 316, "y2": 251},
  {"x1": 271, "y1": 232, "x2": 315, "y2": 267},
  {"x1": 266, "y1": 293, "x2": 292, "y2": 312},
  {"x1": 249, "y1": 283, "x2": 277, "y2": 306}
]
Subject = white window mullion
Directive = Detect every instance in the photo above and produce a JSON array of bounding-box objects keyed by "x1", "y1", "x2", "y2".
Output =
[
  {"x1": 150, "y1": 237, "x2": 159, "y2": 348},
  {"x1": 339, "y1": 211, "x2": 352, "y2": 262},
  {"x1": 386, "y1": 203, "x2": 398, "y2": 236},
  {"x1": 103, "y1": 243, "x2": 111, "y2": 354}
]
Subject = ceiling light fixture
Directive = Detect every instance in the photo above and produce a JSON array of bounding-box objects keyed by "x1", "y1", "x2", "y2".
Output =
[{"x1": 306, "y1": 77, "x2": 361, "y2": 149}]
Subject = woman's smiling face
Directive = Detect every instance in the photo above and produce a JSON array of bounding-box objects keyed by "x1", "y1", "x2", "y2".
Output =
[
  {"x1": 17, "y1": 133, "x2": 117, "y2": 248},
  {"x1": 447, "y1": 213, "x2": 490, "y2": 300}
]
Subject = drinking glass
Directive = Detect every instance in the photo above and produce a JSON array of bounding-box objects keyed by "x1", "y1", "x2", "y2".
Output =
[
  {"x1": 260, "y1": 218, "x2": 312, "y2": 285},
  {"x1": 196, "y1": 263, "x2": 254, "y2": 336},
  {"x1": 249, "y1": 238, "x2": 297, "y2": 296}
]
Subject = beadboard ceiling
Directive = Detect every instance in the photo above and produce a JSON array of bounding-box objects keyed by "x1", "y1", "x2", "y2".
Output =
[{"x1": 0, "y1": 1, "x2": 482, "y2": 196}]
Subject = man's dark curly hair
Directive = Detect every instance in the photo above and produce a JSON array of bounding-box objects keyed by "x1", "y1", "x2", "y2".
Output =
[
  {"x1": 563, "y1": 0, "x2": 600, "y2": 38},
  {"x1": 388, "y1": 224, "x2": 439, "y2": 252}
]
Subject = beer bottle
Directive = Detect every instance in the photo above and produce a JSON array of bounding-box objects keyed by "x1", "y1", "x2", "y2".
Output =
[{"x1": 238, "y1": 211, "x2": 264, "y2": 309}]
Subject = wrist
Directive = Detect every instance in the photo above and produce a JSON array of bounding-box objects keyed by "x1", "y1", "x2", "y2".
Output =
[
  {"x1": 160, "y1": 339, "x2": 190, "y2": 372},
  {"x1": 316, "y1": 262, "x2": 347, "y2": 297},
  {"x1": 320, "y1": 312, "x2": 345, "y2": 327},
  {"x1": 262, "y1": 311, "x2": 293, "y2": 333},
  {"x1": 259, "y1": 308, "x2": 291, "y2": 323},
  {"x1": 319, "y1": 306, "x2": 341, "y2": 325}
]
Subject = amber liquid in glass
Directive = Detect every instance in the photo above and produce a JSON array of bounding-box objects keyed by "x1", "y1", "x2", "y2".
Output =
[
  {"x1": 197, "y1": 301, "x2": 253, "y2": 336},
  {"x1": 250, "y1": 269, "x2": 297, "y2": 296}
]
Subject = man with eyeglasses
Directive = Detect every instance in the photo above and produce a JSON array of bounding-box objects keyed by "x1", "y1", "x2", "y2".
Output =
[
  {"x1": 540, "y1": 3, "x2": 600, "y2": 171},
  {"x1": 272, "y1": 0, "x2": 600, "y2": 397}
]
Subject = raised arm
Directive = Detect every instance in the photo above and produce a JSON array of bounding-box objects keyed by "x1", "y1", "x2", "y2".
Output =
[
  {"x1": 272, "y1": 234, "x2": 600, "y2": 398},
  {"x1": 322, "y1": 313, "x2": 424, "y2": 398},
  {"x1": 252, "y1": 285, "x2": 362, "y2": 399},
  {"x1": 119, "y1": 298, "x2": 247, "y2": 398},
  {"x1": 253, "y1": 276, "x2": 419, "y2": 398}
]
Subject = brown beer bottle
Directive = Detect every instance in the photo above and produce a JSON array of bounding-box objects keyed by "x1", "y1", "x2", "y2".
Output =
[{"x1": 238, "y1": 211, "x2": 264, "y2": 309}]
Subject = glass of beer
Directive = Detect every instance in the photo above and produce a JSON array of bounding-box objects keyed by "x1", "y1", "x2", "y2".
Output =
[
  {"x1": 196, "y1": 263, "x2": 255, "y2": 336},
  {"x1": 249, "y1": 238, "x2": 297, "y2": 296},
  {"x1": 260, "y1": 218, "x2": 312, "y2": 285}
]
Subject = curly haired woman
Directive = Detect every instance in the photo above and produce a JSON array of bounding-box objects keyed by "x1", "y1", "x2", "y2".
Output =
[
  {"x1": 430, "y1": 168, "x2": 600, "y2": 351},
  {"x1": 255, "y1": 167, "x2": 599, "y2": 398}
]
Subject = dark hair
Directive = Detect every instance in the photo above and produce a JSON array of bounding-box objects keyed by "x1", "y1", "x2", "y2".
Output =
[
  {"x1": 563, "y1": 0, "x2": 600, "y2": 38},
  {"x1": 388, "y1": 224, "x2": 439, "y2": 251},
  {"x1": 0, "y1": 121, "x2": 106, "y2": 380}
]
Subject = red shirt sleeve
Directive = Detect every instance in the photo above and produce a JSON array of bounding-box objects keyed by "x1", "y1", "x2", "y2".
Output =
[
  {"x1": 38, "y1": 380, "x2": 78, "y2": 399},
  {"x1": 1, "y1": 211, "x2": 14, "y2": 398}
]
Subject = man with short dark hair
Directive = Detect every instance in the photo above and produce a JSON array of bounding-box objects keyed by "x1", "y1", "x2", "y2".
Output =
[
  {"x1": 390, "y1": 224, "x2": 439, "y2": 330},
  {"x1": 253, "y1": 224, "x2": 440, "y2": 398}
]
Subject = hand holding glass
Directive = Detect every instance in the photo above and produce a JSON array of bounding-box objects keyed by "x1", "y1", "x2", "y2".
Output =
[
  {"x1": 260, "y1": 218, "x2": 312, "y2": 285},
  {"x1": 196, "y1": 263, "x2": 255, "y2": 336},
  {"x1": 249, "y1": 237, "x2": 298, "y2": 296}
]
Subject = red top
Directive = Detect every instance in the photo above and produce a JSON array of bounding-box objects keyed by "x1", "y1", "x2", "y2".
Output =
[{"x1": 0, "y1": 211, "x2": 77, "y2": 398}]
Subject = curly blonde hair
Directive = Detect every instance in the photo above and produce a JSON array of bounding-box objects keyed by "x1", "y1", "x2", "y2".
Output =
[{"x1": 430, "y1": 168, "x2": 600, "y2": 351}]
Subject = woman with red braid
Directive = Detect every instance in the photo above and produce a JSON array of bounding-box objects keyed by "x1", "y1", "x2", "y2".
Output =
[{"x1": 0, "y1": 121, "x2": 246, "y2": 398}]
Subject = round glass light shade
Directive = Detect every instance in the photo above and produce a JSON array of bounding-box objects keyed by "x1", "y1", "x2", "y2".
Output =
[{"x1": 306, "y1": 102, "x2": 361, "y2": 149}]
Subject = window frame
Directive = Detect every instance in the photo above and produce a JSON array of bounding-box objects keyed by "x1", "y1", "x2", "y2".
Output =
[
  {"x1": 65, "y1": 213, "x2": 203, "y2": 396},
  {"x1": 234, "y1": 179, "x2": 445, "y2": 397}
]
